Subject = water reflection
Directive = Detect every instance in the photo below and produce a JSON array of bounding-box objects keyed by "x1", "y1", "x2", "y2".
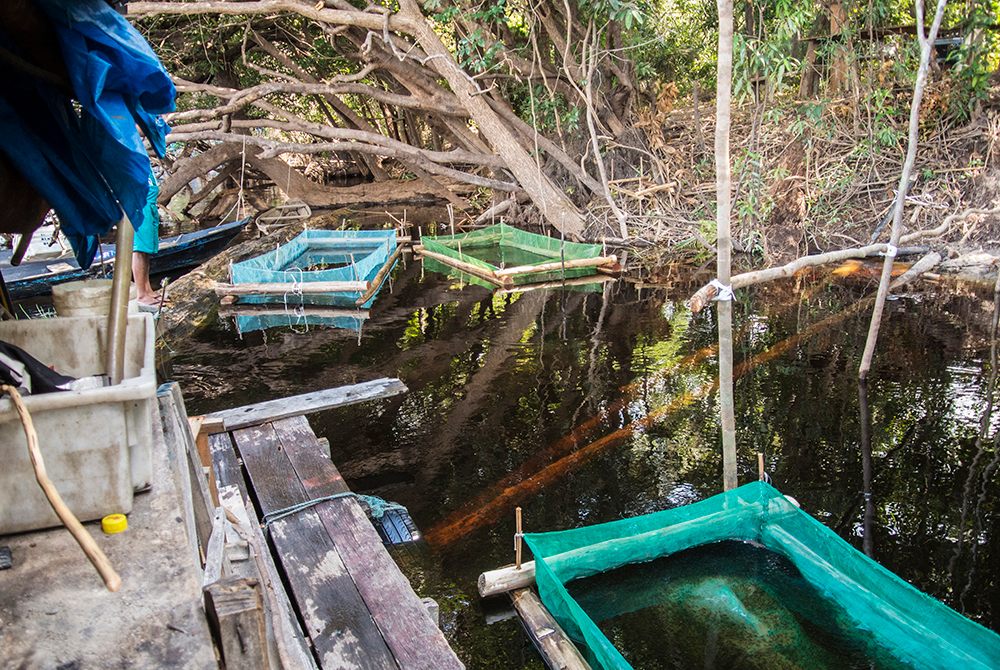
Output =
[{"x1": 168, "y1": 261, "x2": 1000, "y2": 667}]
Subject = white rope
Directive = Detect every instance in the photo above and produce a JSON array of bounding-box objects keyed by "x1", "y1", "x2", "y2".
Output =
[{"x1": 709, "y1": 278, "x2": 734, "y2": 301}]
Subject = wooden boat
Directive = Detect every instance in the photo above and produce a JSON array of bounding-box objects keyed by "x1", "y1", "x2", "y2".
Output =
[
  {"x1": 498, "y1": 481, "x2": 1000, "y2": 670},
  {"x1": 254, "y1": 200, "x2": 311, "y2": 235},
  {"x1": 2, "y1": 218, "x2": 249, "y2": 299},
  {"x1": 215, "y1": 228, "x2": 401, "y2": 308},
  {"x1": 415, "y1": 222, "x2": 620, "y2": 289}
]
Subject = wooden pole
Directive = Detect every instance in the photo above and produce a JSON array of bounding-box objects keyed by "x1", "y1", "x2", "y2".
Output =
[
  {"x1": 493, "y1": 255, "x2": 618, "y2": 278},
  {"x1": 858, "y1": 0, "x2": 949, "y2": 380},
  {"x1": 107, "y1": 216, "x2": 134, "y2": 385},
  {"x1": 354, "y1": 245, "x2": 403, "y2": 306},
  {"x1": 412, "y1": 246, "x2": 507, "y2": 286},
  {"x1": 514, "y1": 506, "x2": 523, "y2": 569},
  {"x1": 716, "y1": 0, "x2": 738, "y2": 491},
  {"x1": 2, "y1": 385, "x2": 122, "y2": 592},
  {"x1": 214, "y1": 280, "x2": 369, "y2": 297},
  {"x1": 757, "y1": 452, "x2": 765, "y2": 481}
]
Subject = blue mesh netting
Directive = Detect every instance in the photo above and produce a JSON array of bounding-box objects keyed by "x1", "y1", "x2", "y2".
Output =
[{"x1": 230, "y1": 229, "x2": 396, "y2": 307}]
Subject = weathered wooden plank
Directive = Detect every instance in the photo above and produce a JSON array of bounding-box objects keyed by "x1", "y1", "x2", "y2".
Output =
[
  {"x1": 203, "y1": 507, "x2": 230, "y2": 588},
  {"x1": 273, "y1": 417, "x2": 463, "y2": 670},
  {"x1": 208, "y1": 432, "x2": 248, "y2": 500},
  {"x1": 204, "y1": 577, "x2": 269, "y2": 670},
  {"x1": 234, "y1": 423, "x2": 398, "y2": 670},
  {"x1": 189, "y1": 416, "x2": 225, "y2": 506},
  {"x1": 219, "y1": 484, "x2": 317, "y2": 670},
  {"x1": 510, "y1": 588, "x2": 591, "y2": 670},
  {"x1": 206, "y1": 378, "x2": 408, "y2": 431},
  {"x1": 159, "y1": 384, "x2": 214, "y2": 563},
  {"x1": 271, "y1": 416, "x2": 350, "y2": 496},
  {"x1": 156, "y1": 385, "x2": 202, "y2": 577}
]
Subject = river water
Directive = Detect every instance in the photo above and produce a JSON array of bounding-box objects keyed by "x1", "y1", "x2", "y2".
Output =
[{"x1": 167, "y1": 248, "x2": 1000, "y2": 668}]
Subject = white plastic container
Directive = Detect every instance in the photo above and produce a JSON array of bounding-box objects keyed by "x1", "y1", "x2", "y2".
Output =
[
  {"x1": 52, "y1": 280, "x2": 138, "y2": 317},
  {"x1": 0, "y1": 313, "x2": 156, "y2": 534}
]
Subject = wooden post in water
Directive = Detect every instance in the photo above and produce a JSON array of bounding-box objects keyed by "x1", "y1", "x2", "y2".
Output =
[
  {"x1": 715, "y1": 0, "x2": 738, "y2": 491},
  {"x1": 514, "y1": 506, "x2": 523, "y2": 569}
]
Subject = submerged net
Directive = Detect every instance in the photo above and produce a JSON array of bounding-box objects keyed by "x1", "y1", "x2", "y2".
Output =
[
  {"x1": 234, "y1": 312, "x2": 366, "y2": 334},
  {"x1": 524, "y1": 481, "x2": 1000, "y2": 670},
  {"x1": 231, "y1": 229, "x2": 395, "y2": 286},
  {"x1": 422, "y1": 223, "x2": 606, "y2": 285}
]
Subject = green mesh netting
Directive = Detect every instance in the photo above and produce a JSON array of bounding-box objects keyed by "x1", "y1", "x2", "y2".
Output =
[
  {"x1": 421, "y1": 223, "x2": 606, "y2": 285},
  {"x1": 524, "y1": 481, "x2": 1000, "y2": 670}
]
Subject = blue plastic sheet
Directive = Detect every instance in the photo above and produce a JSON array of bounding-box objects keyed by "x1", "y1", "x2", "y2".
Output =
[{"x1": 0, "y1": 0, "x2": 175, "y2": 267}]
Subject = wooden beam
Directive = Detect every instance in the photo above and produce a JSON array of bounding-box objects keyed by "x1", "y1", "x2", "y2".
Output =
[
  {"x1": 495, "y1": 275, "x2": 614, "y2": 296},
  {"x1": 204, "y1": 577, "x2": 269, "y2": 670},
  {"x1": 413, "y1": 245, "x2": 506, "y2": 286},
  {"x1": 156, "y1": 384, "x2": 202, "y2": 578},
  {"x1": 214, "y1": 280, "x2": 369, "y2": 297},
  {"x1": 510, "y1": 589, "x2": 591, "y2": 670},
  {"x1": 479, "y1": 562, "x2": 536, "y2": 597},
  {"x1": 354, "y1": 245, "x2": 403, "y2": 306},
  {"x1": 189, "y1": 416, "x2": 224, "y2": 507},
  {"x1": 205, "y1": 378, "x2": 408, "y2": 431},
  {"x1": 159, "y1": 384, "x2": 215, "y2": 563},
  {"x1": 493, "y1": 255, "x2": 618, "y2": 278},
  {"x1": 203, "y1": 507, "x2": 230, "y2": 587}
]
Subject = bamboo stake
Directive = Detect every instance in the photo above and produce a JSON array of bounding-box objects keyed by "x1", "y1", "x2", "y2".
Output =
[
  {"x1": 494, "y1": 255, "x2": 618, "y2": 278},
  {"x1": 1, "y1": 385, "x2": 122, "y2": 592},
  {"x1": 413, "y1": 246, "x2": 507, "y2": 286},
  {"x1": 858, "y1": 0, "x2": 949, "y2": 380},
  {"x1": 355, "y1": 245, "x2": 404, "y2": 305},
  {"x1": 715, "y1": 0, "x2": 738, "y2": 491},
  {"x1": 514, "y1": 506, "x2": 523, "y2": 569}
]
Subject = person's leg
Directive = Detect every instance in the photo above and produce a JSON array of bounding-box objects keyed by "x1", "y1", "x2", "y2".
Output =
[
  {"x1": 133, "y1": 170, "x2": 162, "y2": 306},
  {"x1": 132, "y1": 251, "x2": 159, "y2": 304}
]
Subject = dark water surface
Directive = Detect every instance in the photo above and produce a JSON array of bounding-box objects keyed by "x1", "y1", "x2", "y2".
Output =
[{"x1": 166, "y1": 253, "x2": 1000, "y2": 668}]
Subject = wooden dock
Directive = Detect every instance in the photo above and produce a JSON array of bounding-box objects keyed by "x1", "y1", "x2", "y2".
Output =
[{"x1": 200, "y1": 381, "x2": 463, "y2": 669}]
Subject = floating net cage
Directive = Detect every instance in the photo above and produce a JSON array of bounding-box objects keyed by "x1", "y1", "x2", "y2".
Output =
[
  {"x1": 420, "y1": 223, "x2": 615, "y2": 287},
  {"x1": 229, "y1": 229, "x2": 397, "y2": 307},
  {"x1": 233, "y1": 309, "x2": 367, "y2": 335},
  {"x1": 524, "y1": 481, "x2": 1000, "y2": 670}
]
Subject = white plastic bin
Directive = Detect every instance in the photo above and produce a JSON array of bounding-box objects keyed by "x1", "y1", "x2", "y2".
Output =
[{"x1": 0, "y1": 313, "x2": 156, "y2": 534}]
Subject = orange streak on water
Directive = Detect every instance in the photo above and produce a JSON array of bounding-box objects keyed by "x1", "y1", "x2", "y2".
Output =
[{"x1": 424, "y1": 280, "x2": 865, "y2": 547}]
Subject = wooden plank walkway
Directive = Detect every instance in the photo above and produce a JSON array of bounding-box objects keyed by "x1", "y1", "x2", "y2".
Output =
[
  {"x1": 210, "y1": 414, "x2": 463, "y2": 669},
  {"x1": 205, "y1": 378, "x2": 407, "y2": 431}
]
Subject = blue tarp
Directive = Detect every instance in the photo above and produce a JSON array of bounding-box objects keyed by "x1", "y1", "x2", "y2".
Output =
[{"x1": 0, "y1": 0, "x2": 175, "y2": 267}]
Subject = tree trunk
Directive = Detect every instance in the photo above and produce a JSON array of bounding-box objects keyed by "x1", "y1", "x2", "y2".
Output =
[
  {"x1": 397, "y1": 0, "x2": 587, "y2": 239},
  {"x1": 716, "y1": 0, "x2": 739, "y2": 490},
  {"x1": 858, "y1": 0, "x2": 949, "y2": 379}
]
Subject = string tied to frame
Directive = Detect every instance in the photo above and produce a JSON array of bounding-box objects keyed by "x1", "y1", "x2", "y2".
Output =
[
  {"x1": 709, "y1": 278, "x2": 734, "y2": 302},
  {"x1": 261, "y1": 492, "x2": 408, "y2": 529}
]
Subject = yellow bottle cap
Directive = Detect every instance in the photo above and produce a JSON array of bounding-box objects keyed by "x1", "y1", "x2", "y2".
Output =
[{"x1": 101, "y1": 513, "x2": 128, "y2": 535}]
